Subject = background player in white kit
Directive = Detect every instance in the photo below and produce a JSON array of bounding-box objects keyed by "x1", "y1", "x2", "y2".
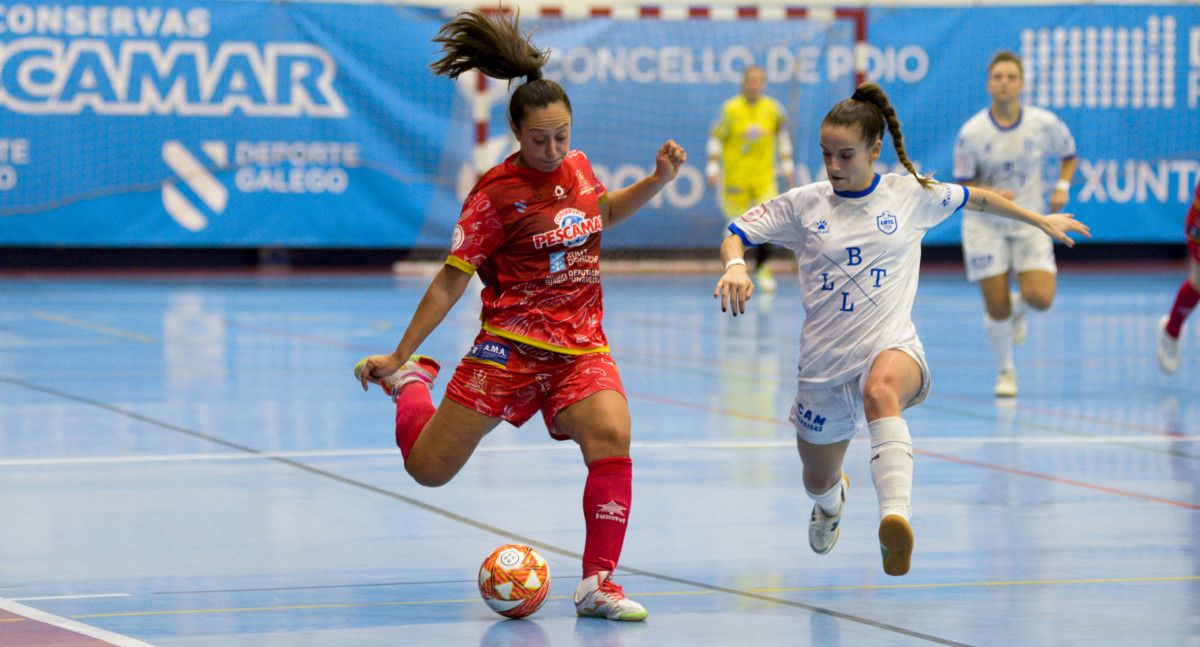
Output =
[
  {"x1": 713, "y1": 82, "x2": 1088, "y2": 576},
  {"x1": 953, "y1": 51, "x2": 1078, "y2": 397}
]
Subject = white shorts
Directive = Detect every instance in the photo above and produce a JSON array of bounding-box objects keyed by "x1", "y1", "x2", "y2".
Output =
[
  {"x1": 790, "y1": 342, "x2": 932, "y2": 445},
  {"x1": 961, "y1": 211, "x2": 1057, "y2": 282}
]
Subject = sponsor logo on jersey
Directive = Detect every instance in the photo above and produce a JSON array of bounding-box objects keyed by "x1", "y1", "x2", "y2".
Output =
[
  {"x1": 451, "y1": 225, "x2": 465, "y2": 252},
  {"x1": 941, "y1": 186, "x2": 953, "y2": 207},
  {"x1": 740, "y1": 203, "x2": 767, "y2": 223},
  {"x1": 969, "y1": 253, "x2": 994, "y2": 269},
  {"x1": 575, "y1": 169, "x2": 594, "y2": 195},
  {"x1": 549, "y1": 251, "x2": 567, "y2": 273},
  {"x1": 876, "y1": 210, "x2": 898, "y2": 235},
  {"x1": 791, "y1": 400, "x2": 827, "y2": 433},
  {"x1": 467, "y1": 340, "x2": 511, "y2": 367},
  {"x1": 515, "y1": 201, "x2": 527, "y2": 214},
  {"x1": 816, "y1": 219, "x2": 830, "y2": 234},
  {"x1": 532, "y1": 208, "x2": 601, "y2": 249}
]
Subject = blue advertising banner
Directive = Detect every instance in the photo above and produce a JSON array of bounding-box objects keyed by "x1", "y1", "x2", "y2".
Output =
[
  {"x1": 1, "y1": 3, "x2": 1197, "y2": 248},
  {"x1": 866, "y1": 6, "x2": 1200, "y2": 244},
  {"x1": 0, "y1": 1, "x2": 465, "y2": 246}
]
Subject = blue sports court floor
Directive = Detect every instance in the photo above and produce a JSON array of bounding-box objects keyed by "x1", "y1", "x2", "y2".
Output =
[{"x1": 0, "y1": 263, "x2": 1197, "y2": 646}]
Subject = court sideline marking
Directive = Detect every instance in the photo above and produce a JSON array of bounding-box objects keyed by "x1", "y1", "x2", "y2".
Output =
[{"x1": 0, "y1": 597, "x2": 153, "y2": 647}]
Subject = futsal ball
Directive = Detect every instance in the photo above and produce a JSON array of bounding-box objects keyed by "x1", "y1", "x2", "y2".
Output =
[{"x1": 478, "y1": 544, "x2": 552, "y2": 618}]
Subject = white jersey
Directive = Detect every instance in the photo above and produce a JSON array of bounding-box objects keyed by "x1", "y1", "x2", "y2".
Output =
[
  {"x1": 953, "y1": 105, "x2": 1076, "y2": 214},
  {"x1": 730, "y1": 173, "x2": 968, "y2": 386}
]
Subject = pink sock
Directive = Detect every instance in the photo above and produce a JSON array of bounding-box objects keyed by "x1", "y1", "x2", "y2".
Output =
[
  {"x1": 581, "y1": 456, "x2": 633, "y2": 578},
  {"x1": 394, "y1": 384, "x2": 435, "y2": 462},
  {"x1": 1166, "y1": 280, "x2": 1200, "y2": 338}
]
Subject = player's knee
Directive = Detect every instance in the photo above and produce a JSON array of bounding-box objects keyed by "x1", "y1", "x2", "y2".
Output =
[
  {"x1": 984, "y1": 302, "x2": 1011, "y2": 321},
  {"x1": 803, "y1": 469, "x2": 840, "y2": 495},
  {"x1": 862, "y1": 379, "x2": 900, "y2": 419},
  {"x1": 580, "y1": 422, "x2": 631, "y2": 458},
  {"x1": 1024, "y1": 292, "x2": 1053, "y2": 311},
  {"x1": 405, "y1": 457, "x2": 453, "y2": 488}
]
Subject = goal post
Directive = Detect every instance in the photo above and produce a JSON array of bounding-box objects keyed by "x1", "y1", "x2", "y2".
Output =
[{"x1": 460, "y1": 4, "x2": 867, "y2": 251}]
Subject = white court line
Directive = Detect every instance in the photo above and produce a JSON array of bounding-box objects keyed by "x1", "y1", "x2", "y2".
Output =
[
  {"x1": 0, "y1": 597, "x2": 154, "y2": 647},
  {"x1": 0, "y1": 435, "x2": 1196, "y2": 467},
  {"x1": 12, "y1": 594, "x2": 131, "y2": 602}
]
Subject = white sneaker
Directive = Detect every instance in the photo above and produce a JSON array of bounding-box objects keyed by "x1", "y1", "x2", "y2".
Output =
[
  {"x1": 808, "y1": 474, "x2": 849, "y2": 555},
  {"x1": 994, "y1": 369, "x2": 1017, "y2": 398},
  {"x1": 1157, "y1": 315, "x2": 1180, "y2": 375},
  {"x1": 878, "y1": 514, "x2": 914, "y2": 577},
  {"x1": 353, "y1": 355, "x2": 440, "y2": 401},
  {"x1": 1011, "y1": 291, "x2": 1027, "y2": 346},
  {"x1": 755, "y1": 266, "x2": 777, "y2": 293},
  {"x1": 574, "y1": 571, "x2": 647, "y2": 621}
]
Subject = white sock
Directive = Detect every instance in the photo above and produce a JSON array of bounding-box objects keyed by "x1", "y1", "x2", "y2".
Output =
[
  {"x1": 869, "y1": 417, "x2": 913, "y2": 520},
  {"x1": 983, "y1": 314, "x2": 1015, "y2": 372},
  {"x1": 806, "y1": 473, "x2": 844, "y2": 516}
]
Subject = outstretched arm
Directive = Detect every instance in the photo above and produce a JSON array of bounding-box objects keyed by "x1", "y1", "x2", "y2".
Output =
[
  {"x1": 713, "y1": 234, "x2": 754, "y2": 316},
  {"x1": 601, "y1": 140, "x2": 687, "y2": 228},
  {"x1": 357, "y1": 265, "x2": 473, "y2": 390},
  {"x1": 966, "y1": 187, "x2": 1091, "y2": 246}
]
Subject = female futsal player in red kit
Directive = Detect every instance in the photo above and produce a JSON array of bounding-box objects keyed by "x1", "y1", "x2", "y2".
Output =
[{"x1": 355, "y1": 10, "x2": 686, "y2": 621}]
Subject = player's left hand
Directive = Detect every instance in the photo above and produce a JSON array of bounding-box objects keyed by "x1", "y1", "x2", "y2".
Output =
[
  {"x1": 714, "y1": 265, "x2": 754, "y2": 316},
  {"x1": 652, "y1": 140, "x2": 687, "y2": 183},
  {"x1": 1041, "y1": 212, "x2": 1090, "y2": 247}
]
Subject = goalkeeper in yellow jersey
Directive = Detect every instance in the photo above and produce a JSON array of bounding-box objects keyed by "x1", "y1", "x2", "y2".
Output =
[{"x1": 707, "y1": 66, "x2": 795, "y2": 292}]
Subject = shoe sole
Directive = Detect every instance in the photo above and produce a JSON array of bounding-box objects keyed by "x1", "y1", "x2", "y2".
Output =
[
  {"x1": 878, "y1": 514, "x2": 913, "y2": 576},
  {"x1": 575, "y1": 606, "x2": 649, "y2": 622},
  {"x1": 576, "y1": 610, "x2": 649, "y2": 621}
]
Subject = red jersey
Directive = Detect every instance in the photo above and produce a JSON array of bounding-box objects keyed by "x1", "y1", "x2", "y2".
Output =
[{"x1": 447, "y1": 151, "x2": 610, "y2": 354}]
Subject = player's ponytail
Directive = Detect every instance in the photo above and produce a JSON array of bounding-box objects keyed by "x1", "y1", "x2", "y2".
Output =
[
  {"x1": 824, "y1": 82, "x2": 933, "y2": 189},
  {"x1": 430, "y1": 10, "x2": 572, "y2": 129}
]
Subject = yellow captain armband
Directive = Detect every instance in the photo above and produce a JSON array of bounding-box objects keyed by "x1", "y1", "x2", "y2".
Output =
[{"x1": 445, "y1": 255, "x2": 477, "y2": 275}]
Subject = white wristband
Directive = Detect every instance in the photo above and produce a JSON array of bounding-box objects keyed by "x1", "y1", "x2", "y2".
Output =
[
  {"x1": 725, "y1": 257, "x2": 747, "y2": 270},
  {"x1": 1055, "y1": 179, "x2": 1070, "y2": 192},
  {"x1": 706, "y1": 161, "x2": 719, "y2": 179}
]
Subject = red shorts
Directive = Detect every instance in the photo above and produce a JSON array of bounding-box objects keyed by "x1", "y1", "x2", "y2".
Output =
[
  {"x1": 1186, "y1": 190, "x2": 1200, "y2": 263},
  {"x1": 443, "y1": 332, "x2": 626, "y2": 440}
]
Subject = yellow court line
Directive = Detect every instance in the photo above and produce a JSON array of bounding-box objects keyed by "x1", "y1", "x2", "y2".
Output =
[
  {"x1": 65, "y1": 575, "x2": 1200, "y2": 620},
  {"x1": 31, "y1": 311, "x2": 157, "y2": 344}
]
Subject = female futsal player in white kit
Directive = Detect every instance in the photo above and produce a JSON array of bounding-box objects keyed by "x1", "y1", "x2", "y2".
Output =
[{"x1": 714, "y1": 82, "x2": 1089, "y2": 576}]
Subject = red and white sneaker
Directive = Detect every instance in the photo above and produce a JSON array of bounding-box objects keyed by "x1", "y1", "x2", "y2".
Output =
[
  {"x1": 353, "y1": 355, "x2": 440, "y2": 401},
  {"x1": 574, "y1": 571, "x2": 648, "y2": 621}
]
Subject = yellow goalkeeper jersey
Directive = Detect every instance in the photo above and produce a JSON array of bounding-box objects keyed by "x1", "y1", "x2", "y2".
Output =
[{"x1": 712, "y1": 95, "x2": 786, "y2": 188}]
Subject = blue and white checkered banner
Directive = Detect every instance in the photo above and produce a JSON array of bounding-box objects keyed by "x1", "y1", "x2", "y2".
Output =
[{"x1": 0, "y1": 3, "x2": 1197, "y2": 247}]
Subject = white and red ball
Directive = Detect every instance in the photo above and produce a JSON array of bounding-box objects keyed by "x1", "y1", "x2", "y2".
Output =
[{"x1": 478, "y1": 544, "x2": 552, "y2": 618}]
